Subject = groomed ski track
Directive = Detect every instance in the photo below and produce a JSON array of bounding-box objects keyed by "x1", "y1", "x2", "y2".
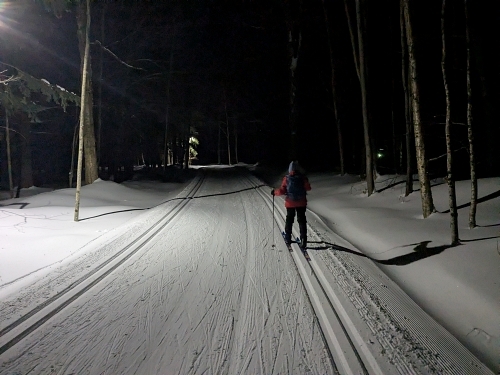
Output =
[{"x1": 0, "y1": 167, "x2": 493, "y2": 375}]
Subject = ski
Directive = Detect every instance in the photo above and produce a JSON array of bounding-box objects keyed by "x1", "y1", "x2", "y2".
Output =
[
  {"x1": 297, "y1": 237, "x2": 311, "y2": 261},
  {"x1": 281, "y1": 232, "x2": 310, "y2": 261},
  {"x1": 282, "y1": 231, "x2": 293, "y2": 252}
]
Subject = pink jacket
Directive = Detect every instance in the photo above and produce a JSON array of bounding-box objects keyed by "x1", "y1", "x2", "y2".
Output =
[{"x1": 274, "y1": 171, "x2": 311, "y2": 208}]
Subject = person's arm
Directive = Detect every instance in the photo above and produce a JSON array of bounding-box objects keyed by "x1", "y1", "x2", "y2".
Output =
[{"x1": 274, "y1": 176, "x2": 288, "y2": 196}]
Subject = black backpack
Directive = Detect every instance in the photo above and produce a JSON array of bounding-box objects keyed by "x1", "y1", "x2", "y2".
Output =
[{"x1": 286, "y1": 174, "x2": 306, "y2": 201}]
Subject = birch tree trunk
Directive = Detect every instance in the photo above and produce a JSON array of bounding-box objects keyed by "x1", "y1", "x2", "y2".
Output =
[
  {"x1": 355, "y1": 0, "x2": 374, "y2": 195},
  {"x1": 400, "y1": 0, "x2": 413, "y2": 196},
  {"x1": 76, "y1": 0, "x2": 98, "y2": 185},
  {"x1": 74, "y1": 0, "x2": 91, "y2": 222},
  {"x1": 69, "y1": 122, "x2": 78, "y2": 188},
  {"x1": 441, "y1": 0, "x2": 459, "y2": 245},
  {"x1": 403, "y1": 0, "x2": 435, "y2": 217},
  {"x1": 465, "y1": 0, "x2": 477, "y2": 229},
  {"x1": 323, "y1": 0, "x2": 345, "y2": 175}
]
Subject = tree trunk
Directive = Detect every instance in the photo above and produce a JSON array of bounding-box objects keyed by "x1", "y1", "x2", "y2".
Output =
[
  {"x1": 223, "y1": 90, "x2": 232, "y2": 165},
  {"x1": 441, "y1": 0, "x2": 459, "y2": 245},
  {"x1": 18, "y1": 114, "x2": 33, "y2": 189},
  {"x1": 96, "y1": 3, "x2": 105, "y2": 164},
  {"x1": 467, "y1": 5, "x2": 494, "y2": 174},
  {"x1": 343, "y1": 0, "x2": 360, "y2": 80},
  {"x1": 355, "y1": 0, "x2": 374, "y2": 196},
  {"x1": 76, "y1": 0, "x2": 98, "y2": 185},
  {"x1": 217, "y1": 125, "x2": 221, "y2": 164},
  {"x1": 323, "y1": 0, "x2": 345, "y2": 175},
  {"x1": 69, "y1": 121, "x2": 78, "y2": 188},
  {"x1": 5, "y1": 110, "x2": 14, "y2": 198},
  {"x1": 163, "y1": 37, "x2": 175, "y2": 170},
  {"x1": 74, "y1": 0, "x2": 91, "y2": 222},
  {"x1": 403, "y1": 0, "x2": 434, "y2": 217},
  {"x1": 286, "y1": 0, "x2": 302, "y2": 161},
  {"x1": 184, "y1": 135, "x2": 190, "y2": 169},
  {"x1": 172, "y1": 134, "x2": 178, "y2": 166},
  {"x1": 465, "y1": 0, "x2": 477, "y2": 229},
  {"x1": 388, "y1": 7, "x2": 398, "y2": 173},
  {"x1": 234, "y1": 116, "x2": 239, "y2": 164},
  {"x1": 400, "y1": 0, "x2": 413, "y2": 196}
]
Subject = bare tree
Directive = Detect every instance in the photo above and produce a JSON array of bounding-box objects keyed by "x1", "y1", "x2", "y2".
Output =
[
  {"x1": 96, "y1": 3, "x2": 106, "y2": 164},
  {"x1": 223, "y1": 88, "x2": 232, "y2": 165},
  {"x1": 355, "y1": 0, "x2": 374, "y2": 195},
  {"x1": 5, "y1": 109, "x2": 14, "y2": 198},
  {"x1": 163, "y1": 37, "x2": 175, "y2": 170},
  {"x1": 402, "y1": 0, "x2": 435, "y2": 217},
  {"x1": 343, "y1": 0, "x2": 374, "y2": 194},
  {"x1": 38, "y1": 1, "x2": 97, "y2": 185},
  {"x1": 465, "y1": 0, "x2": 477, "y2": 229},
  {"x1": 400, "y1": 0, "x2": 413, "y2": 196},
  {"x1": 76, "y1": 0, "x2": 98, "y2": 185},
  {"x1": 74, "y1": 0, "x2": 91, "y2": 222},
  {"x1": 17, "y1": 114, "x2": 33, "y2": 191},
  {"x1": 322, "y1": 0, "x2": 345, "y2": 175},
  {"x1": 343, "y1": 0, "x2": 360, "y2": 80},
  {"x1": 217, "y1": 123, "x2": 221, "y2": 164},
  {"x1": 233, "y1": 115, "x2": 239, "y2": 164},
  {"x1": 441, "y1": 0, "x2": 459, "y2": 245}
]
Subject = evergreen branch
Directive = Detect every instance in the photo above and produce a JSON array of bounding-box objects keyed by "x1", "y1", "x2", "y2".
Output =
[
  {"x1": 0, "y1": 61, "x2": 80, "y2": 112},
  {"x1": 0, "y1": 71, "x2": 19, "y2": 85}
]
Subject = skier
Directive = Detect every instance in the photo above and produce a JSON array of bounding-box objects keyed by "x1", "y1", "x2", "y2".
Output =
[{"x1": 271, "y1": 161, "x2": 311, "y2": 248}]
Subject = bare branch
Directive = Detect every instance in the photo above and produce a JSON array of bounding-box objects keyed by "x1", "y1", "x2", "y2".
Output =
[
  {"x1": 427, "y1": 146, "x2": 467, "y2": 162},
  {"x1": 93, "y1": 40, "x2": 146, "y2": 71}
]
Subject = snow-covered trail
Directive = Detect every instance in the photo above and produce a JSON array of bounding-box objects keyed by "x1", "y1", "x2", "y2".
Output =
[{"x1": 0, "y1": 168, "x2": 335, "y2": 374}]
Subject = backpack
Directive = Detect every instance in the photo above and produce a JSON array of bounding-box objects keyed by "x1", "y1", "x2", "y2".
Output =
[{"x1": 286, "y1": 174, "x2": 306, "y2": 201}]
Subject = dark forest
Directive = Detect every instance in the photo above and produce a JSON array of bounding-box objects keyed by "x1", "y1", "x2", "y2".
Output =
[{"x1": 0, "y1": 0, "x2": 498, "y2": 189}]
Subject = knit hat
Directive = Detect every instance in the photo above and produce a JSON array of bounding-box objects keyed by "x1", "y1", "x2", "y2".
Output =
[{"x1": 288, "y1": 161, "x2": 298, "y2": 173}]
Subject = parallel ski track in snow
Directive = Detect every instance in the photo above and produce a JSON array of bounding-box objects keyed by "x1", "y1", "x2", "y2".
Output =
[
  {"x1": 252, "y1": 171, "x2": 493, "y2": 375},
  {"x1": 0, "y1": 172, "x2": 207, "y2": 357},
  {"x1": 252, "y1": 174, "x2": 367, "y2": 375}
]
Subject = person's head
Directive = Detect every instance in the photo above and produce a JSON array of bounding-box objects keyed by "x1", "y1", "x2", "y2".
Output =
[{"x1": 288, "y1": 160, "x2": 302, "y2": 174}]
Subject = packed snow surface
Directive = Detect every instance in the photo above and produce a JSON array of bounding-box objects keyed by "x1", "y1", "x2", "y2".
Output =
[{"x1": 0, "y1": 164, "x2": 498, "y2": 374}]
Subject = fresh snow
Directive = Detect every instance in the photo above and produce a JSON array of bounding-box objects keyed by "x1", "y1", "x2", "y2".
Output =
[{"x1": 0, "y1": 164, "x2": 498, "y2": 374}]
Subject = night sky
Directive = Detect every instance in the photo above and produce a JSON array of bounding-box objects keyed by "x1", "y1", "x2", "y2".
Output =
[{"x1": 0, "y1": 0, "x2": 498, "y2": 187}]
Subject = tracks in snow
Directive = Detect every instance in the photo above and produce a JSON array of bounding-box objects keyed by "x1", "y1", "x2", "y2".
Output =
[
  {"x1": 0, "y1": 172, "x2": 206, "y2": 358},
  {"x1": 0, "y1": 168, "x2": 493, "y2": 375},
  {"x1": 254, "y1": 173, "x2": 493, "y2": 375}
]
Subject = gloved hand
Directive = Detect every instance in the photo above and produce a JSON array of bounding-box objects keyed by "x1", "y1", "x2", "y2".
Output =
[{"x1": 271, "y1": 189, "x2": 275, "y2": 196}]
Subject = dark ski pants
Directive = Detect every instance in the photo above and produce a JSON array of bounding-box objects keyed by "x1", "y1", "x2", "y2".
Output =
[{"x1": 284, "y1": 206, "x2": 307, "y2": 244}]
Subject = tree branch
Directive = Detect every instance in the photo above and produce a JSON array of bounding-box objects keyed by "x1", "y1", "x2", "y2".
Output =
[
  {"x1": 93, "y1": 40, "x2": 146, "y2": 71},
  {"x1": 428, "y1": 146, "x2": 467, "y2": 162}
]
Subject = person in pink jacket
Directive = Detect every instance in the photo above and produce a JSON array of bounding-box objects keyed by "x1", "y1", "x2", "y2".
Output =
[{"x1": 271, "y1": 161, "x2": 311, "y2": 248}]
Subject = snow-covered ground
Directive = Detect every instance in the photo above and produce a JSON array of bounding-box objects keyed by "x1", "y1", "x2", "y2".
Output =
[
  {"x1": 265, "y1": 167, "x2": 499, "y2": 372},
  {"x1": 0, "y1": 164, "x2": 498, "y2": 374}
]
